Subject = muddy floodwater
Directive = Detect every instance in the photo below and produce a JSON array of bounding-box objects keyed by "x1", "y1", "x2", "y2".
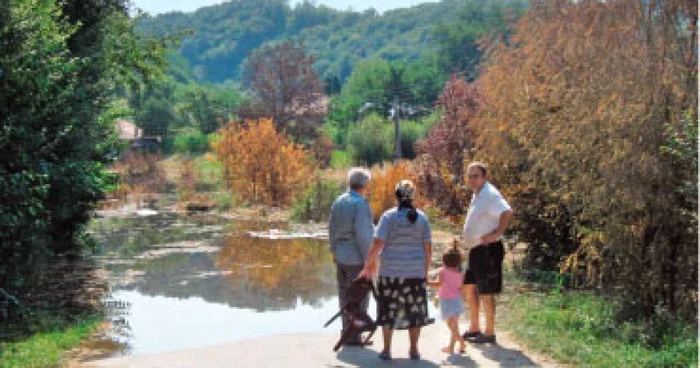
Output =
[{"x1": 85, "y1": 206, "x2": 440, "y2": 359}]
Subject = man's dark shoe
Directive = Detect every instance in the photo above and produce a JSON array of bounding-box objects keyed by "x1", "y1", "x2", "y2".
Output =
[
  {"x1": 462, "y1": 330, "x2": 480, "y2": 340},
  {"x1": 468, "y1": 333, "x2": 496, "y2": 344}
]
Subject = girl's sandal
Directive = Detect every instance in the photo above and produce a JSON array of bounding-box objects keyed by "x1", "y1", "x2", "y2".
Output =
[
  {"x1": 409, "y1": 351, "x2": 421, "y2": 360},
  {"x1": 378, "y1": 351, "x2": 392, "y2": 361}
]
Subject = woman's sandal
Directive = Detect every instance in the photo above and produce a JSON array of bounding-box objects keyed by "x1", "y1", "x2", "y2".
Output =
[
  {"x1": 378, "y1": 351, "x2": 392, "y2": 361},
  {"x1": 409, "y1": 350, "x2": 421, "y2": 360}
]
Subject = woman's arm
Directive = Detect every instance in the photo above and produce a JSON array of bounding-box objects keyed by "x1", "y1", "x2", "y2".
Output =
[
  {"x1": 423, "y1": 242, "x2": 432, "y2": 280},
  {"x1": 358, "y1": 238, "x2": 385, "y2": 279},
  {"x1": 426, "y1": 268, "x2": 442, "y2": 288}
]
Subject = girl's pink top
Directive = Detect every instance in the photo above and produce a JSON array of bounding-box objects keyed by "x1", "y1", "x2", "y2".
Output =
[{"x1": 438, "y1": 267, "x2": 463, "y2": 299}]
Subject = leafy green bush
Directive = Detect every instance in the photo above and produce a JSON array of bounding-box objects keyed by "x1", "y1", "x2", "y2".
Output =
[
  {"x1": 0, "y1": 0, "x2": 164, "y2": 321},
  {"x1": 330, "y1": 150, "x2": 351, "y2": 169},
  {"x1": 347, "y1": 113, "x2": 393, "y2": 166},
  {"x1": 172, "y1": 128, "x2": 210, "y2": 154},
  {"x1": 400, "y1": 119, "x2": 431, "y2": 159}
]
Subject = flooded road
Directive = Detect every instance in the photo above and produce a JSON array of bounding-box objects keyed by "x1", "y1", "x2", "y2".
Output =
[
  {"x1": 86, "y1": 207, "x2": 438, "y2": 359},
  {"x1": 88, "y1": 210, "x2": 343, "y2": 356}
]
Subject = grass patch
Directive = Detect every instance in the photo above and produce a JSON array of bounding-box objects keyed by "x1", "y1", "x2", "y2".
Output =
[
  {"x1": 192, "y1": 153, "x2": 225, "y2": 191},
  {"x1": 1, "y1": 315, "x2": 101, "y2": 367},
  {"x1": 330, "y1": 150, "x2": 352, "y2": 169},
  {"x1": 502, "y1": 281, "x2": 698, "y2": 367}
]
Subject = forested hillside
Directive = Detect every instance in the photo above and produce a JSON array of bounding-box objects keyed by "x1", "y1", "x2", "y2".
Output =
[{"x1": 138, "y1": 0, "x2": 527, "y2": 82}]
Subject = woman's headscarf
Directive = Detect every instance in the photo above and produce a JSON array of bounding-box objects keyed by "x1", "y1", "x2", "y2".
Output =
[{"x1": 395, "y1": 180, "x2": 418, "y2": 223}]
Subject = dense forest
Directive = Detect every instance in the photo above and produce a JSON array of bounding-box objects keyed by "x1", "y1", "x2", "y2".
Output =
[
  {"x1": 129, "y1": 0, "x2": 526, "y2": 164},
  {"x1": 138, "y1": 0, "x2": 527, "y2": 83}
]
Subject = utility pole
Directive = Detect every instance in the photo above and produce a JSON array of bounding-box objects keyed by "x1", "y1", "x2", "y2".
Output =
[{"x1": 393, "y1": 97, "x2": 401, "y2": 163}]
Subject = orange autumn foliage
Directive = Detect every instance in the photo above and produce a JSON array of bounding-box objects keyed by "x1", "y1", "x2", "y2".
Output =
[
  {"x1": 472, "y1": 0, "x2": 697, "y2": 317},
  {"x1": 212, "y1": 118, "x2": 313, "y2": 206},
  {"x1": 366, "y1": 161, "x2": 428, "y2": 221}
]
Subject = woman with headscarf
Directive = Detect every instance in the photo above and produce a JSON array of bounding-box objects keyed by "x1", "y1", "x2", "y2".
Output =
[{"x1": 358, "y1": 180, "x2": 433, "y2": 361}]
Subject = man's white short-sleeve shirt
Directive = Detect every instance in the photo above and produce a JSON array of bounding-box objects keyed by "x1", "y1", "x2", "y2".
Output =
[{"x1": 462, "y1": 182, "x2": 512, "y2": 247}]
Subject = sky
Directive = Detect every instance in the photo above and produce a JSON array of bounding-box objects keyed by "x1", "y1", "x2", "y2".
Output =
[{"x1": 131, "y1": 0, "x2": 438, "y2": 15}]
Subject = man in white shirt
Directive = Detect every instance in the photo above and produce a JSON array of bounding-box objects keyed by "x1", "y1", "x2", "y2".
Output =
[{"x1": 460, "y1": 162, "x2": 513, "y2": 344}]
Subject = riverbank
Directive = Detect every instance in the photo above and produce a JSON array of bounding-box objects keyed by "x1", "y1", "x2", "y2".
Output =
[
  {"x1": 0, "y1": 316, "x2": 102, "y2": 367},
  {"x1": 1, "y1": 257, "x2": 108, "y2": 368}
]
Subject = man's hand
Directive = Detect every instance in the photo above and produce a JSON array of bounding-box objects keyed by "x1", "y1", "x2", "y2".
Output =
[{"x1": 480, "y1": 231, "x2": 501, "y2": 245}]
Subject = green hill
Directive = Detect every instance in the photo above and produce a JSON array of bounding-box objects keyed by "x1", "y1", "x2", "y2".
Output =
[{"x1": 138, "y1": 0, "x2": 525, "y2": 83}]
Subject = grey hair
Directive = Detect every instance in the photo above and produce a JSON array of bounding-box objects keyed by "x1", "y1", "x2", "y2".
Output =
[
  {"x1": 467, "y1": 161, "x2": 488, "y2": 177},
  {"x1": 348, "y1": 167, "x2": 371, "y2": 190}
]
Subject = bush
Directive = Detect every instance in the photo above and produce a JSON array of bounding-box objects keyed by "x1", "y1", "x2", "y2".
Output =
[
  {"x1": 347, "y1": 113, "x2": 393, "y2": 166},
  {"x1": 399, "y1": 119, "x2": 427, "y2": 160},
  {"x1": 330, "y1": 150, "x2": 352, "y2": 169},
  {"x1": 475, "y1": 0, "x2": 697, "y2": 318},
  {"x1": 291, "y1": 177, "x2": 345, "y2": 222},
  {"x1": 366, "y1": 161, "x2": 428, "y2": 221},
  {"x1": 172, "y1": 128, "x2": 210, "y2": 154},
  {"x1": 193, "y1": 153, "x2": 225, "y2": 191},
  {"x1": 175, "y1": 159, "x2": 198, "y2": 203},
  {"x1": 311, "y1": 135, "x2": 335, "y2": 169},
  {"x1": 111, "y1": 152, "x2": 168, "y2": 195},
  {"x1": 414, "y1": 77, "x2": 480, "y2": 220},
  {"x1": 212, "y1": 118, "x2": 314, "y2": 206},
  {"x1": 0, "y1": 0, "x2": 164, "y2": 320}
]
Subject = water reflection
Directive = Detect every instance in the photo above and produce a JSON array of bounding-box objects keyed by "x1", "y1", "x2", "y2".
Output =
[
  {"x1": 106, "y1": 290, "x2": 340, "y2": 355},
  {"x1": 216, "y1": 235, "x2": 336, "y2": 309},
  {"x1": 88, "y1": 210, "x2": 342, "y2": 356}
]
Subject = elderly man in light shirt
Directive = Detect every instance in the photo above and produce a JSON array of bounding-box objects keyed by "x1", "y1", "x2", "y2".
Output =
[
  {"x1": 460, "y1": 162, "x2": 513, "y2": 344},
  {"x1": 328, "y1": 167, "x2": 374, "y2": 346}
]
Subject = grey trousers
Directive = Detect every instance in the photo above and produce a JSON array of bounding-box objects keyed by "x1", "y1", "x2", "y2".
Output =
[{"x1": 336, "y1": 262, "x2": 368, "y2": 343}]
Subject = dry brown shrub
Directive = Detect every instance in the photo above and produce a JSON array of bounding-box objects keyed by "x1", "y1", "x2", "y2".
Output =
[{"x1": 212, "y1": 118, "x2": 314, "y2": 206}]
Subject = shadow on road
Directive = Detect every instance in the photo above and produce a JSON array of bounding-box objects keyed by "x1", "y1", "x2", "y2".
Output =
[
  {"x1": 471, "y1": 343, "x2": 540, "y2": 367},
  {"x1": 330, "y1": 343, "x2": 539, "y2": 367}
]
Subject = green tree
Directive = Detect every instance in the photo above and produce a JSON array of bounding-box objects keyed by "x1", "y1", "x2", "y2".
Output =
[
  {"x1": 0, "y1": 0, "x2": 165, "y2": 318},
  {"x1": 133, "y1": 81, "x2": 177, "y2": 138},
  {"x1": 347, "y1": 114, "x2": 393, "y2": 166},
  {"x1": 433, "y1": 0, "x2": 527, "y2": 77},
  {"x1": 177, "y1": 84, "x2": 244, "y2": 134}
]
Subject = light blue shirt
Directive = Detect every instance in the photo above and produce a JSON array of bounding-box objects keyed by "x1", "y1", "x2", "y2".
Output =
[
  {"x1": 375, "y1": 207, "x2": 432, "y2": 279},
  {"x1": 328, "y1": 190, "x2": 374, "y2": 266}
]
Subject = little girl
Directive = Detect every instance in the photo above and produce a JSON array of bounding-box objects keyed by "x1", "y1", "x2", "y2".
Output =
[{"x1": 428, "y1": 241, "x2": 466, "y2": 355}]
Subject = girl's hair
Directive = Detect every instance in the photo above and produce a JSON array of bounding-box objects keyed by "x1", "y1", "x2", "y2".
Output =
[
  {"x1": 442, "y1": 241, "x2": 462, "y2": 268},
  {"x1": 395, "y1": 180, "x2": 418, "y2": 223}
]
